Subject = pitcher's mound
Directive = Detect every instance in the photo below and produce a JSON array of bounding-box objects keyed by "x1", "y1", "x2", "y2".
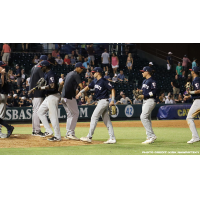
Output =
[{"x1": 0, "y1": 134, "x2": 103, "y2": 148}]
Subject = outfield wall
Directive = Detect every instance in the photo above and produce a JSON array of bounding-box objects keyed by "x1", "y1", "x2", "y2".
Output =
[{"x1": 4, "y1": 104, "x2": 194, "y2": 122}]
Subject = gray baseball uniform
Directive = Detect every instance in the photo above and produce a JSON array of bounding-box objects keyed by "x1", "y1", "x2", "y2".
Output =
[
  {"x1": 61, "y1": 71, "x2": 82, "y2": 137},
  {"x1": 140, "y1": 77, "x2": 157, "y2": 139},
  {"x1": 29, "y1": 65, "x2": 45, "y2": 134},
  {"x1": 87, "y1": 78, "x2": 115, "y2": 140},
  {"x1": 37, "y1": 70, "x2": 61, "y2": 140}
]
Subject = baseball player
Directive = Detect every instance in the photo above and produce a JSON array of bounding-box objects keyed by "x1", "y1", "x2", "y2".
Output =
[
  {"x1": 138, "y1": 66, "x2": 157, "y2": 144},
  {"x1": 77, "y1": 67, "x2": 116, "y2": 144},
  {"x1": 184, "y1": 67, "x2": 200, "y2": 144},
  {"x1": 29, "y1": 55, "x2": 47, "y2": 136},
  {"x1": 59, "y1": 62, "x2": 85, "y2": 140},
  {"x1": 35, "y1": 60, "x2": 61, "y2": 141},
  {"x1": 0, "y1": 61, "x2": 14, "y2": 138}
]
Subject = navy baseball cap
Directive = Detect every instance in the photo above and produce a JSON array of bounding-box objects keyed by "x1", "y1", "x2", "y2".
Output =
[
  {"x1": 189, "y1": 67, "x2": 200, "y2": 73},
  {"x1": 92, "y1": 67, "x2": 103, "y2": 73},
  {"x1": 140, "y1": 66, "x2": 152, "y2": 72},
  {"x1": 40, "y1": 60, "x2": 50, "y2": 67},
  {"x1": 75, "y1": 62, "x2": 85, "y2": 69},
  {"x1": 0, "y1": 61, "x2": 6, "y2": 67},
  {"x1": 40, "y1": 55, "x2": 48, "y2": 60}
]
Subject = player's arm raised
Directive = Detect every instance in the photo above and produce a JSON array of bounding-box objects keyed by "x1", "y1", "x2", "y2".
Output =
[{"x1": 109, "y1": 88, "x2": 116, "y2": 106}]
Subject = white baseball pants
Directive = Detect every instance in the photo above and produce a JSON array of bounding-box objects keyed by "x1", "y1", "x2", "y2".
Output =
[
  {"x1": 87, "y1": 99, "x2": 115, "y2": 140},
  {"x1": 140, "y1": 99, "x2": 156, "y2": 139},
  {"x1": 37, "y1": 93, "x2": 61, "y2": 140},
  {"x1": 186, "y1": 99, "x2": 200, "y2": 140},
  {"x1": 61, "y1": 97, "x2": 79, "y2": 136},
  {"x1": 0, "y1": 94, "x2": 7, "y2": 133},
  {"x1": 32, "y1": 98, "x2": 43, "y2": 133}
]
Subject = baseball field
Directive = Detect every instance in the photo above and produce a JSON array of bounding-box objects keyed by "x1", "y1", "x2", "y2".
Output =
[{"x1": 0, "y1": 120, "x2": 200, "y2": 155}]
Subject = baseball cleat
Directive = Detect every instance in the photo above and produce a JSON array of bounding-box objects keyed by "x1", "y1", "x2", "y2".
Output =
[
  {"x1": 80, "y1": 137, "x2": 92, "y2": 143},
  {"x1": 32, "y1": 131, "x2": 44, "y2": 137},
  {"x1": 0, "y1": 133, "x2": 7, "y2": 138},
  {"x1": 64, "y1": 136, "x2": 70, "y2": 140},
  {"x1": 187, "y1": 138, "x2": 200, "y2": 144},
  {"x1": 104, "y1": 139, "x2": 116, "y2": 144},
  {"x1": 7, "y1": 126, "x2": 14, "y2": 138},
  {"x1": 40, "y1": 132, "x2": 53, "y2": 138},
  {"x1": 48, "y1": 137, "x2": 61, "y2": 142},
  {"x1": 67, "y1": 135, "x2": 80, "y2": 140},
  {"x1": 142, "y1": 136, "x2": 157, "y2": 144}
]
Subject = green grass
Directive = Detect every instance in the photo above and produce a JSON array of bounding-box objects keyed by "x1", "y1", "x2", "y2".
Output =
[{"x1": 0, "y1": 125, "x2": 199, "y2": 155}]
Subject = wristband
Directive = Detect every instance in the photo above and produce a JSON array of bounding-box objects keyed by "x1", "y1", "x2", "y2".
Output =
[
  {"x1": 41, "y1": 86, "x2": 46, "y2": 90},
  {"x1": 189, "y1": 91, "x2": 195, "y2": 94},
  {"x1": 80, "y1": 89, "x2": 86, "y2": 93},
  {"x1": 112, "y1": 97, "x2": 115, "y2": 101}
]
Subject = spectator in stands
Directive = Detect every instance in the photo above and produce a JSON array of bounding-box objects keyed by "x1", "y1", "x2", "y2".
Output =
[
  {"x1": 1, "y1": 43, "x2": 11, "y2": 65},
  {"x1": 70, "y1": 55, "x2": 76, "y2": 66},
  {"x1": 87, "y1": 43, "x2": 95, "y2": 66},
  {"x1": 83, "y1": 58, "x2": 88, "y2": 69},
  {"x1": 158, "y1": 92, "x2": 166, "y2": 103},
  {"x1": 176, "y1": 62, "x2": 183, "y2": 78},
  {"x1": 171, "y1": 75, "x2": 180, "y2": 99},
  {"x1": 117, "y1": 70, "x2": 128, "y2": 83},
  {"x1": 26, "y1": 99, "x2": 32, "y2": 107},
  {"x1": 59, "y1": 74, "x2": 64, "y2": 84},
  {"x1": 175, "y1": 94, "x2": 183, "y2": 103},
  {"x1": 149, "y1": 62, "x2": 153, "y2": 67},
  {"x1": 126, "y1": 53, "x2": 133, "y2": 72},
  {"x1": 78, "y1": 97, "x2": 86, "y2": 105},
  {"x1": 192, "y1": 58, "x2": 197, "y2": 70},
  {"x1": 167, "y1": 52, "x2": 173, "y2": 70},
  {"x1": 47, "y1": 54, "x2": 55, "y2": 65},
  {"x1": 85, "y1": 69, "x2": 91, "y2": 79},
  {"x1": 21, "y1": 82, "x2": 27, "y2": 92},
  {"x1": 104, "y1": 71, "x2": 111, "y2": 81},
  {"x1": 26, "y1": 76, "x2": 30, "y2": 91},
  {"x1": 90, "y1": 72, "x2": 94, "y2": 81},
  {"x1": 18, "y1": 97, "x2": 27, "y2": 107},
  {"x1": 101, "y1": 49, "x2": 110, "y2": 72},
  {"x1": 55, "y1": 55, "x2": 63, "y2": 65},
  {"x1": 19, "y1": 89, "x2": 28, "y2": 100},
  {"x1": 22, "y1": 43, "x2": 29, "y2": 52},
  {"x1": 165, "y1": 95, "x2": 174, "y2": 104},
  {"x1": 21, "y1": 69, "x2": 27, "y2": 84},
  {"x1": 64, "y1": 55, "x2": 71, "y2": 66},
  {"x1": 7, "y1": 69, "x2": 15, "y2": 83},
  {"x1": 77, "y1": 54, "x2": 83, "y2": 62},
  {"x1": 182, "y1": 55, "x2": 191, "y2": 78},
  {"x1": 133, "y1": 97, "x2": 142, "y2": 104},
  {"x1": 116, "y1": 91, "x2": 124, "y2": 101},
  {"x1": 6, "y1": 94, "x2": 13, "y2": 107},
  {"x1": 13, "y1": 94, "x2": 19, "y2": 107},
  {"x1": 32, "y1": 55, "x2": 40, "y2": 64},
  {"x1": 109, "y1": 94, "x2": 116, "y2": 104},
  {"x1": 112, "y1": 74, "x2": 118, "y2": 83},
  {"x1": 111, "y1": 52, "x2": 119, "y2": 74},
  {"x1": 86, "y1": 95, "x2": 95, "y2": 105},
  {"x1": 14, "y1": 64, "x2": 21, "y2": 88},
  {"x1": 118, "y1": 94, "x2": 132, "y2": 105},
  {"x1": 82, "y1": 81, "x2": 87, "y2": 88},
  {"x1": 52, "y1": 49, "x2": 60, "y2": 58},
  {"x1": 186, "y1": 73, "x2": 192, "y2": 83}
]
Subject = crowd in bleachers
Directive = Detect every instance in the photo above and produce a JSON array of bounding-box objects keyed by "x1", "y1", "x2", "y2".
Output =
[{"x1": 0, "y1": 43, "x2": 197, "y2": 107}]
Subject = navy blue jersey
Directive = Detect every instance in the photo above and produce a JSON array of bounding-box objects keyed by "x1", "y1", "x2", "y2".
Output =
[
  {"x1": 141, "y1": 77, "x2": 156, "y2": 99},
  {"x1": 191, "y1": 77, "x2": 200, "y2": 99},
  {"x1": 89, "y1": 78, "x2": 113, "y2": 100},
  {"x1": 0, "y1": 74, "x2": 10, "y2": 94},
  {"x1": 44, "y1": 70, "x2": 59, "y2": 95}
]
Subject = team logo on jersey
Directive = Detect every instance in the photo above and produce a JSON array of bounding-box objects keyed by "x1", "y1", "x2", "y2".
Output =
[
  {"x1": 195, "y1": 83, "x2": 199, "y2": 89},
  {"x1": 142, "y1": 84, "x2": 149, "y2": 89},
  {"x1": 152, "y1": 82, "x2": 156, "y2": 88},
  {"x1": 95, "y1": 85, "x2": 102, "y2": 90}
]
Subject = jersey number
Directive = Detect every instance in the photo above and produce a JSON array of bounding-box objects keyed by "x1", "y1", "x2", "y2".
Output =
[{"x1": 126, "y1": 107, "x2": 133, "y2": 116}]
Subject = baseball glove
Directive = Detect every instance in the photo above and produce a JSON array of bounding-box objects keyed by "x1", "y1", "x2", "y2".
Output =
[
  {"x1": 35, "y1": 78, "x2": 47, "y2": 89},
  {"x1": 133, "y1": 89, "x2": 143, "y2": 98},
  {"x1": 185, "y1": 82, "x2": 193, "y2": 95},
  {"x1": 108, "y1": 105, "x2": 117, "y2": 115}
]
